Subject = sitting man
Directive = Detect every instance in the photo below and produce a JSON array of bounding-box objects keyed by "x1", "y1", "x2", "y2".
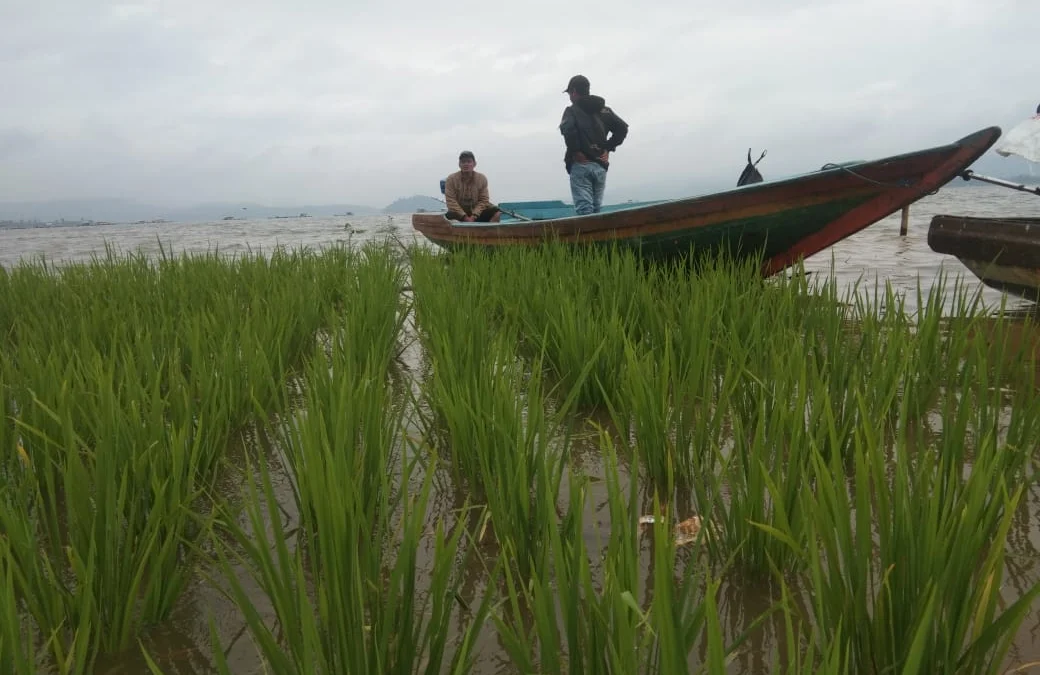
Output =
[{"x1": 444, "y1": 150, "x2": 501, "y2": 222}]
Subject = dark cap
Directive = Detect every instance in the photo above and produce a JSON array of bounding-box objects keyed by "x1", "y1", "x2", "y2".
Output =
[
  {"x1": 563, "y1": 74, "x2": 590, "y2": 94},
  {"x1": 459, "y1": 150, "x2": 475, "y2": 161}
]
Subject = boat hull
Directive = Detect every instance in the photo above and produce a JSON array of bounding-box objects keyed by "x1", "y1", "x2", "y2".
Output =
[
  {"x1": 413, "y1": 127, "x2": 1001, "y2": 276},
  {"x1": 927, "y1": 214, "x2": 1040, "y2": 302}
]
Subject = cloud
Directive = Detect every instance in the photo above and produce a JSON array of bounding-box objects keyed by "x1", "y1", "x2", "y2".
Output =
[
  {"x1": 0, "y1": 0, "x2": 1036, "y2": 207},
  {"x1": 0, "y1": 128, "x2": 42, "y2": 158}
]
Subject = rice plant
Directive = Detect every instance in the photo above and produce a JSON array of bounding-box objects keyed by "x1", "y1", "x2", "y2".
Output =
[
  {"x1": 0, "y1": 243, "x2": 367, "y2": 670},
  {"x1": 206, "y1": 295, "x2": 489, "y2": 674}
]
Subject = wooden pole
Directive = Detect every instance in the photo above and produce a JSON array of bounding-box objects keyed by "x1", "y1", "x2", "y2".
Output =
[{"x1": 899, "y1": 206, "x2": 909, "y2": 236}]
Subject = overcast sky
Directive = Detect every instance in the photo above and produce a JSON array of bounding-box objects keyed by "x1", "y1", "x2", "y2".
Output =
[{"x1": 1, "y1": 0, "x2": 1036, "y2": 208}]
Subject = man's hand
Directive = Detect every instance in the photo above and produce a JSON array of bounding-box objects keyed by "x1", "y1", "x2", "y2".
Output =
[
  {"x1": 599, "y1": 151, "x2": 609, "y2": 163},
  {"x1": 463, "y1": 215, "x2": 476, "y2": 222}
]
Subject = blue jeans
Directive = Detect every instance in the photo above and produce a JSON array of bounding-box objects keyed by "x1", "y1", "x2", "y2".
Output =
[{"x1": 569, "y1": 161, "x2": 607, "y2": 215}]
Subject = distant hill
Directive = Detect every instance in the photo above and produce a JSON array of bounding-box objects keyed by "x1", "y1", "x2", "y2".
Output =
[
  {"x1": 0, "y1": 198, "x2": 380, "y2": 224},
  {"x1": 384, "y1": 195, "x2": 445, "y2": 214}
]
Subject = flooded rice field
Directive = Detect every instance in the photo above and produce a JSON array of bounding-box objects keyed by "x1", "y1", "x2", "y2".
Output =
[{"x1": 3, "y1": 183, "x2": 1040, "y2": 674}]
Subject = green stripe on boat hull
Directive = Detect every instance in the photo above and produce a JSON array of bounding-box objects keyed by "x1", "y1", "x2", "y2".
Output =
[{"x1": 594, "y1": 195, "x2": 875, "y2": 261}]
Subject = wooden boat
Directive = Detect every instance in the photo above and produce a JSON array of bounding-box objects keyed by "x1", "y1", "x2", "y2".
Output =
[
  {"x1": 927, "y1": 214, "x2": 1040, "y2": 301},
  {"x1": 412, "y1": 126, "x2": 1001, "y2": 276}
]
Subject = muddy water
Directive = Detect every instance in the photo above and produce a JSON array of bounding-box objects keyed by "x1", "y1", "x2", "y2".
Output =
[{"x1": 6, "y1": 184, "x2": 1040, "y2": 673}]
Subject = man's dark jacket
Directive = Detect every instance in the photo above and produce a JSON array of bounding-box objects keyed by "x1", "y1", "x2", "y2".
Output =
[{"x1": 560, "y1": 94, "x2": 629, "y2": 173}]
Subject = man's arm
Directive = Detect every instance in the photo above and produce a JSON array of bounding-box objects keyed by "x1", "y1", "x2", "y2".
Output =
[
  {"x1": 559, "y1": 107, "x2": 580, "y2": 152},
  {"x1": 444, "y1": 174, "x2": 465, "y2": 215},
  {"x1": 561, "y1": 106, "x2": 591, "y2": 163},
  {"x1": 603, "y1": 108, "x2": 629, "y2": 151},
  {"x1": 472, "y1": 174, "x2": 490, "y2": 217}
]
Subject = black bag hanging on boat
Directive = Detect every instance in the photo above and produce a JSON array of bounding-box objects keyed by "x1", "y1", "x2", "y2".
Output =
[{"x1": 737, "y1": 148, "x2": 767, "y2": 186}]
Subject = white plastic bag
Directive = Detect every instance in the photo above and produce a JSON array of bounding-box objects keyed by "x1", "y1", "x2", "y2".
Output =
[{"x1": 995, "y1": 115, "x2": 1040, "y2": 164}]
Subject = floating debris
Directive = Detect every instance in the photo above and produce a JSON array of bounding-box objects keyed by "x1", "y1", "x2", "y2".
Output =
[
  {"x1": 673, "y1": 516, "x2": 705, "y2": 545},
  {"x1": 638, "y1": 514, "x2": 707, "y2": 546}
]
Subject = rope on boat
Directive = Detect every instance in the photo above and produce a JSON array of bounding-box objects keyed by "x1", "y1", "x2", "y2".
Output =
[{"x1": 818, "y1": 163, "x2": 915, "y2": 189}]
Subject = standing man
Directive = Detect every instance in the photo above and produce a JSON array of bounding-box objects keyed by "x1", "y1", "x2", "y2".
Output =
[
  {"x1": 559, "y1": 74, "x2": 629, "y2": 215},
  {"x1": 444, "y1": 150, "x2": 501, "y2": 222}
]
